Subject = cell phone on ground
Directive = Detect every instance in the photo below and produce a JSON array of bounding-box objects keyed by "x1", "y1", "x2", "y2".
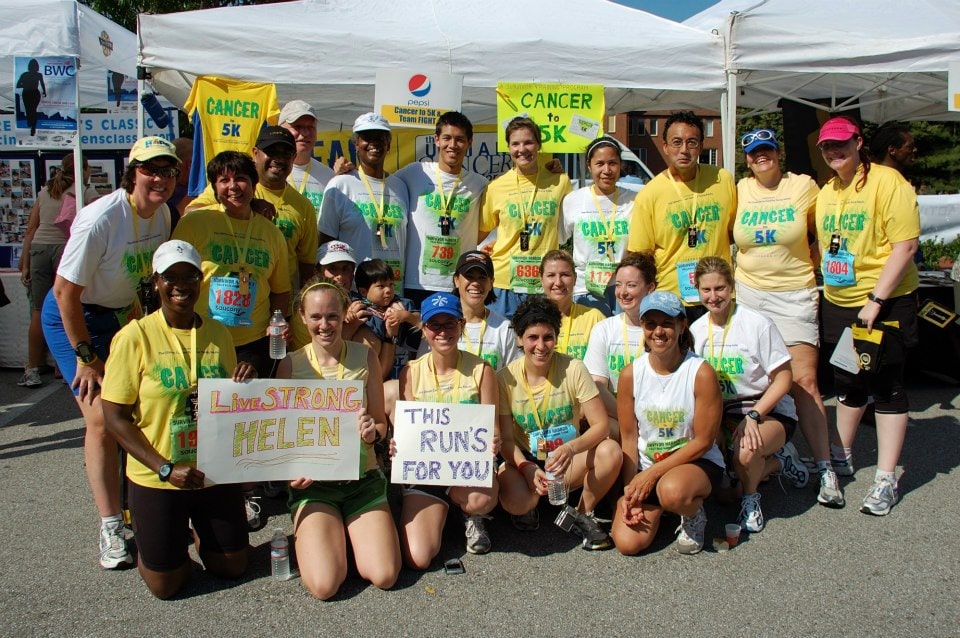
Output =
[{"x1": 443, "y1": 558, "x2": 465, "y2": 575}]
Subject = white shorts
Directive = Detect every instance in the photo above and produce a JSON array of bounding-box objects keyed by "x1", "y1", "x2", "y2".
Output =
[{"x1": 735, "y1": 280, "x2": 820, "y2": 347}]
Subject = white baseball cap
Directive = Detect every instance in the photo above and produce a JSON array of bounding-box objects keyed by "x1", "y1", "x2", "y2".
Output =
[
  {"x1": 153, "y1": 239, "x2": 202, "y2": 274},
  {"x1": 316, "y1": 240, "x2": 357, "y2": 266},
  {"x1": 279, "y1": 100, "x2": 317, "y2": 125},
  {"x1": 353, "y1": 112, "x2": 391, "y2": 133}
]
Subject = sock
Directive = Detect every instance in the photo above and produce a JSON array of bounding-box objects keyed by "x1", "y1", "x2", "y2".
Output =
[
  {"x1": 817, "y1": 460, "x2": 832, "y2": 472},
  {"x1": 830, "y1": 444, "x2": 852, "y2": 461},
  {"x1": 875, "y1": 470, "x2": 896, "y2": 485},
  {"x1": 101, "y1": 514, "x2": 123, "y2": 529}
]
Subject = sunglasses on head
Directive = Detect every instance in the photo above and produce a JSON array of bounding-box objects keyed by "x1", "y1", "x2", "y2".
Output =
[
  {"x1": 741, "y1": 129, "x2": 777, "y2": 147},
  {"x1": 137, "y1": 163, "x2": 180, "y2": 179}
]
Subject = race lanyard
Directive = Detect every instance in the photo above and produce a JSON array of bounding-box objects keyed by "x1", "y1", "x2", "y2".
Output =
[
  {"x1": 515, "y1": 167, "x2": 541, "y2": 237},
  {"x1": 358, "y1": 167, "x2": 388, "y2": 249},
  {"x1": 429, "y1": 352, "x2": 463, "y2": 403},
  {"x1": 520, "y1": 357, "x2": 555, "y2": 431},
  {"x1": 667, "y1": 167, "x2": 702, "y2": 245},
  {"x1": 287, "y1": 162, "x2": 311, "y2": 194},
  {"x1": 621, "y1": 313, "x2": 644, "y2": 365},
  {"x1": 435, "y1": 164, "x2": 463, "y2": 218},
  {"x1": 128, "y1": 195, "x2": 156, "y2": 280},
  {"x1": 161, "y1": 315, "x2": 199, "y2": 389},
  {"x1": 461, "y1": 312, "x2": 488, "y2": 359},
  {"x1": 306, "y1": 341, "x2": 346, "y2": 380},
  {"x1": 221, "y1": 210, "x2": 256, "y2": 295},
  {"x1": 707, "y1": 303, "x2": 735, "y2": 363},
  {"x1": 589, "y1": 185, "x2": 618, "y2": 254},
  {"x1": 559, "y1": 304, "x2": 579, "y2": 356}
]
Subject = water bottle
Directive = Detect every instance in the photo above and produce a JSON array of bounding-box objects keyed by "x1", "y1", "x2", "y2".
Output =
[
  {"x1": 270, "y1": 528, "x2": 290, "y2": 580},
  {"x1": 269, "y1": 310, "x2": 287, "y2": 359},
  {"x1": 545, "y1": 450, "x2": 568, "y2": 506}
]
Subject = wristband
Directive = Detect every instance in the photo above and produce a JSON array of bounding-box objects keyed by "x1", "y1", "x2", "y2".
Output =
[
  {"x1": 867, "y1": 292, "x2": 886, "y2": 307},
  {"x1": 77, "y1": 354, "x2": 100, "y2": 367},
  {"x1": 516, "y1": 460, "x2": 537, "y2": 473}
]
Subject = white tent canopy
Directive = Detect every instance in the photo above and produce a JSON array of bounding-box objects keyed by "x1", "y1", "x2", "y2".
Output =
[
  {"x1": 138, "y1": 0, "x2": 726, "y2": 129},
  {"x1": 0, "y1": 0, "x2": 138, "y2": 111},
  {"x1": 683, "y1": 0, "x2": 960, "y2": 167}
]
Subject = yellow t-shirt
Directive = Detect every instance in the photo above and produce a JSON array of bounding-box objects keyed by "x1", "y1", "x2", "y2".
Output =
[
  {"x1": 406, "y1": 351, "x2": 486, "y2": 405},
  {"x1": 815, "y1": 163, "x2": 919, "y2": 307},
  {"x1": 733, "y1": 172, "x2": 819, "y2": 291},
  {"x1": 172, "y1": 208, "x2": 290, "y2": 346},
  {"x1": 183, "y1": 76, "x2": 279, "y2": 196},
  {"x1": 497, "y1": 354, "x2": 599, "y2": 455},
  {"x1": 288, "y1": 340, "x2": 378, "y2": 473},
  {"x1": 101, "y1": 312, "x2": 237, "y2": 490},
  {"x1": 191, "y1": 183, "x2": 317, "y2": 306},
  {"x1": 480, "y1": 167, "x2": 572, "y2": 293},
  {"x1": 557, "y1": 303, "x2": 605, "y2": 361},
  {"x1": 627, "y1": 164, "x2": 736, "y2": 303}
]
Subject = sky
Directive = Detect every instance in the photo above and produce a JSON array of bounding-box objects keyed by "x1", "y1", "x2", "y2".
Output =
[{"x1": 614, "y1": 0, "x2": 717, "y2": 22}]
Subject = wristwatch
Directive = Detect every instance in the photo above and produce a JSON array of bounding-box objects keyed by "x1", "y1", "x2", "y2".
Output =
[
  {"x1": 867, "y1": 292, "x2": 886, "y2": 307},
  {"x1": 746, "y1": 410, "x2": 762, "y2": 423},
  {"x1": 158, "y1": 462, "x2": 175, "y2": 482},
  {"x1": 74, "y1": 341, "x2": 98, "y2": 365}
]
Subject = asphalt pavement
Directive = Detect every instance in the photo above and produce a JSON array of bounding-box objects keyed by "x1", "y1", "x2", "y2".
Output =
[{"x1": 1, "y1": 366, "x2": 958, "y2": 637}]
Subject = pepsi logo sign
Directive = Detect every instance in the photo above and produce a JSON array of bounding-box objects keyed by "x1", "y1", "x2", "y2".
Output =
[{"x1": 408, "y1": 74, "x2": 431, "y2": 97}]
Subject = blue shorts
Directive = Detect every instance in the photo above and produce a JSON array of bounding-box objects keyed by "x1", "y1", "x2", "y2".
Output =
[
  {"x1": 487, "y1": 288, "x2": 526, "y2": 318},
  {"x1": 40, "y1": 289, "x2": 123, "y2": 396}
]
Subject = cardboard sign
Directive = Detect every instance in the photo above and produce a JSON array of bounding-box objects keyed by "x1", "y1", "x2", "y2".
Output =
[
  {"x1": 375, "y1": 69, "x2": 463, "y2": 129},
  {"x1": 391, "y1": 400, "x2": 495, "y2": 487},
  {"x1": 495, "y1": 82, "x2": 605, "y2": 152},
  {"x1": 197, "y1": 378, "x2": 363, "y2": 484}
]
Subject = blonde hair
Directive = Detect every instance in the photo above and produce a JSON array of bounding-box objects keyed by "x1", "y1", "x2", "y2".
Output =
[{"x1": 693, "y1": 256, "x2": 734, "y2": 288}]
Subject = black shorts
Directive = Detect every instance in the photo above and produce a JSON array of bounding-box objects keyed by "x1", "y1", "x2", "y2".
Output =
[
  {"x1": 128, "y1": 482, "x2": 248, "y2": 572},
  {"x1": 644, "y1": 458, "x2": 723, "y2": 507}
]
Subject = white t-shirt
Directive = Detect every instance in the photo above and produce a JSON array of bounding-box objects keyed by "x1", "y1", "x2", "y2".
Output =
[
  {"x1": 631, "y1": 351, "x2": 725, "y2": 471},
  {"x1": 417, "y1": 309, "x2": 520, "y2": 371},
  {"x1": 583, "y1": 313, "x2": 645, "y2": 395},
  {"x1": 287, "y1": 158, "x2": 336, "y2": 213},
  {"x1": 560, "y1": 185, "x2": 638, "y2": 297},
  {"x1": 57, "y1": 189, "x2": 171, "y2": 308},
  {"x1": 395, "y1": 161, "x2": 488, "y2": 292},
  {"x1": 318, "y1": 170, "x2": 409, "y2": 283},
  {"x1": 689, "y1": 304, "x2": 796, "y2": 420}
]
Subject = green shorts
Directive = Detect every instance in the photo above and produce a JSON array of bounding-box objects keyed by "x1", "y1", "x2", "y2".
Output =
[{"x1": 288, "y1": 469, "x2": 388, "y2": 521}]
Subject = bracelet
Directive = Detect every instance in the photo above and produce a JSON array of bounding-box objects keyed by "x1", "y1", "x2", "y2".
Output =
[
  {"x1": 516, "y1": 460, "x2": 537, "y2": 473},
  {"x1": 867, "y1": 292, "x2": 886, "y2": 307},
  {"x1": 77, "y1": 355, "x2": 99, "y2": 367}
]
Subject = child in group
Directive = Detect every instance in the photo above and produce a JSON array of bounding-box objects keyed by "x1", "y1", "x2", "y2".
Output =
[{"x1": 354, "y1": 259, "x2": 421, "y2": 380}]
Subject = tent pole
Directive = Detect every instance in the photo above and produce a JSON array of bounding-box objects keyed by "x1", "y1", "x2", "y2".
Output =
[
  {"x1": 136, "y1": 13, "x2": 145, "y2": 139},
  {"x1": 73, "y1": 56, "x2": 85, "y2": 209},
  {"x1": 721, "y1": 11, "x2": 738, "y2": 173}
]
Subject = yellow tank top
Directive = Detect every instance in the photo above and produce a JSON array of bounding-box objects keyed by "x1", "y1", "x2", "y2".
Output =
[{"x1": 407, "y1": 350, "x2": 485, "y2": 404}]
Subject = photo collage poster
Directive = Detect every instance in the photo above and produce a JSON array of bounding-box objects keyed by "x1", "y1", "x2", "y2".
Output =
[{"x1": 0, "y1": 157, "x2": 36, "y2": 266}]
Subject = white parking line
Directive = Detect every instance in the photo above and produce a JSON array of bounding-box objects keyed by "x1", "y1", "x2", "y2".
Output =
[{"x1": 0, "y1": 382, "x2": 67, "y2": 429}]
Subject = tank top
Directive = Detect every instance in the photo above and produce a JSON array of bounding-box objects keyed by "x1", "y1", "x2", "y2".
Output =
[{"x1": 407, "y1": 350, "x2": 485, "y2": 404}]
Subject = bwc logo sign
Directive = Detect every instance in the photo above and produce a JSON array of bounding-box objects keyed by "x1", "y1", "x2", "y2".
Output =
[{"x1": 408, "y1": 74, "x2": 431, "y2": 98}]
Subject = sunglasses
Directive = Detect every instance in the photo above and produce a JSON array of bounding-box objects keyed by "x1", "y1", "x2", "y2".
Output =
[
  {"x1": 159, "y1": 272, "x2": 202, "y2": 286},
  {"x1": 424, "y1": 319, "x2": 461, "y2": 334},
  {"x1": 741, "y1": 129, "x2": 777, "y2": 147},
  {"x1": 137, "y1": 163, "x2": 180, "y2": 179}
]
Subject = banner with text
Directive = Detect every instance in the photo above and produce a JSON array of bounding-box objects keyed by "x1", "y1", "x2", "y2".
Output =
[
  {"x1": 197, "y1": 379, "x2": 362, "y2": 484},
  {"x1": 375, "y1": 69, "x2": 463, "y2": 130},
  {"x1": 13, "y1": 56, "x2": 79, "y2": 148},
  {"x1": 495, "y1": 82, "x2": 604, "y2": 153},
  {"x1": 391, "y1": 400, "x2": 496, "y2": 487}
]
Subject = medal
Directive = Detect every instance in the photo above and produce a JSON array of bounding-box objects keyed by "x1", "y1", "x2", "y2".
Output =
[
  {"x1": 375, "y1": 222, "x2": 384, "y2": 237},
  {"x1": 186, "y1": 387, "x2": 199, "y2": 423},
  {"x1": 238, "y1": 268, "x2": 250, "y2": 296},
  {"x1": 519, "y1": 230, "x2": 530, "y2": 251},
  {"x1": 440, "y1": 216, "x2": 451, "y2": 237},
  {"x1": 138, "y1": 277, "x2": 156, "y2": 314},
  {"x1": 687, "y1": 226, "x2": 699, "y2": 248},
  {"x1": 829, "y1": 233, "x2": 841, "y2": 255}
]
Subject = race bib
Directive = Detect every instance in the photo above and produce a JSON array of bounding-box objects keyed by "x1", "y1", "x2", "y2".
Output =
[
  {"x1": 385, "y1": 258, "x2": 404, "y2": 284},
  {"x1": 676, "y1": 260, "x2": 699, "y2": 303},
  {"x1": 209, "y1": 275, "x2": 257, "y2": 326},
  {"x1": 823, "y1": 251, "x2": 856, "y2": 287},
  {"x1": 585, "y1": 259, "x2": 617, "y2": 296},
  {"x1": 421, "y1": 235, "x2": 460, "y2": 276},
  {"x1": 509, "y1": 254, "x2": 543, "y2": 294},
  {"x1": 528, "y1": 423, "x2": 577, "y2": 459},
  {"x1": 169, "y1": 414, "x2": 197, "y2": 463}
]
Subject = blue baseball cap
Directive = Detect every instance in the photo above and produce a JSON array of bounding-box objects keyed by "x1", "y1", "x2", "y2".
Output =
[
  {"x1": 741, "y1": 128, "x2": 779, "y2": 154},
  {"x1": 639, "y1": 291, "x2": 686, "y2": 318},
  {"x1": 421, "y1": 292, "x2": 462, "y2": 323}
]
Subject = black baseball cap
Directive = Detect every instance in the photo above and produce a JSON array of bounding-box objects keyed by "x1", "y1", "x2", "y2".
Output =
[
  {"x1": 455, "y1": 250, "x2": 494, "y2": 277},
  {"x1": 255, "y1": 125, "x2": 296, "y2": 151}
]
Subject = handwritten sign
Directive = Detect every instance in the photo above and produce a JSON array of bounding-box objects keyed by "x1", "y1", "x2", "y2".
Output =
[
  {"x1": 495, "y1": 82, "x2": 605, "y2": 153},
  {"x1": 391, "y1": 400, "x2": 495, "y2": 488},
  {"x1": 197, "y1": 379, "x2": 363, "y2": 484}
]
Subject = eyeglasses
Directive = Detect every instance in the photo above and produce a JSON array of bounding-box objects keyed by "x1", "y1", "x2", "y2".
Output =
[
  {"x1": 424, "y1": 320, "x2": 460, "y2": 334},
  {"x1": 741, "y1": 129, "x2": 777, "y2": 147},
  {"x1": 668, "y1": 138, "x2": 701, "y2": 149},
  {"x1": 137, "y1": 163, "x2": 180, "y2": 179},
  {"x1": 159, "y1": 272, "x2": 202, "y2": 286}
]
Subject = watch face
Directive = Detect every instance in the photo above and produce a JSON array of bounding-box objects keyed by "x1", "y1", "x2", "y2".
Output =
[
  {"x1": 159, "y1": 463, "x2": 173, "y2": 481},
  {"x1": 75, "y1": 342, "x2": 96, "y2": 363}
]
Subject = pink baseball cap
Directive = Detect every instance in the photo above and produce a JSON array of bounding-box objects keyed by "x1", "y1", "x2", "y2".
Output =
[{"x1": 817, "y1": 117, "x2": 861, "y2": 145}]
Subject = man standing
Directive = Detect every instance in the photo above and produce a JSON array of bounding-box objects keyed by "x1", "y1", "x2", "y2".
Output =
[
  {"x1": 395, "y1": 111, "x2": 489, "y2": 306},
  {"x1": 189, "y1": 126, "x2": 317, "y2": 296},
  {"x1": 279, "y1": 100, "x2": 336, "y2": 213},
  {"x1": 870, "y1": 122, "x2": 917, "y2": 175},
  {"x1": 627, "y1": 111, "x2": 736, "y2": 321}
]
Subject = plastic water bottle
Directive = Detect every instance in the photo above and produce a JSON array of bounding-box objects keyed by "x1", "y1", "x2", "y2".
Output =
[
  {"x1": 545, "y1": 450, "x2": 568, "y2": 506},
  {"x1": 270, "y1": 528, "x2": 290, "y2": 580},
  {"x1": 269, "y1": 310, "x2": 287, "y2": 360}
]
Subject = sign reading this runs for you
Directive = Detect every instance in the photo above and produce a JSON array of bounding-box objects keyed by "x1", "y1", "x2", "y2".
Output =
[
  {"x1": 391, "y1": 400, "x2": 496, "y2": 488},
  {"x1": 197, "y1": 379, "x2": 362, "y2": 484}
]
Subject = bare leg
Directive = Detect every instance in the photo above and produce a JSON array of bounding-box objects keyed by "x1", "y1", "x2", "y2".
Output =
[
  {"x1": 77, "y1": 395, "x2": 122, "y2": 517},
  {"x1": 293, "y1": 503, "x2": 348, "y2": 600},
  {"x1": 789, "y1": 343, "x2": 832, "y2": 462},
  {"x1": 399, "y1": 494, "x2": 448, "y2": 570},
  {"x1": 875, "y1": 412, "x2": 908, "y2": 474},
  {"x1": 345, "y1": 505, "x2": 401, "y2": 590}
]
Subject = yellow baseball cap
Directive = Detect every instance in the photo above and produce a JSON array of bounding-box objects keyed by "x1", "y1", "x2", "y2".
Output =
[{"x1": 128, "y1": 136, "x2": 181, "y2": 164}]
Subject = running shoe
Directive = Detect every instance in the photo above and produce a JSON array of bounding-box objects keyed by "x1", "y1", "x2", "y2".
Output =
[
  {"x1": 739, "y1": 492, "x2": 764, "y2": 533},
  {"x1": 860, "y1": 476, "x2": 899, "y2": 516},
  {"x1": 817, "y1": 468, "x2": 846, "y2": 508},
  {"x1": 465, "y1": 515, "x2": 492, "y2": 554},
  {"x1": 245, "y1": 496, "x2": 262, "y2": 530},
  {"x1": 831, "y1": 454, "x2": 855, "y2": 477},
  {"x1": 774, "y1": 442, "x2": 810, "y2": 488},
  {"x1": 98, "y1": 520, "x2": 133, "y2": 569},
  {"x1": 675, "y1": 507, "x2": 707, "y2": 555},
  {"x1": 511, "y1": 508, "x2": 539, "y2": 531},
  {"x1": 17, "y1": 368, "x2": 42, "y2": 388},
  {"x1": 570, "y1": 511, "x2": 612, "y2": 551}
]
